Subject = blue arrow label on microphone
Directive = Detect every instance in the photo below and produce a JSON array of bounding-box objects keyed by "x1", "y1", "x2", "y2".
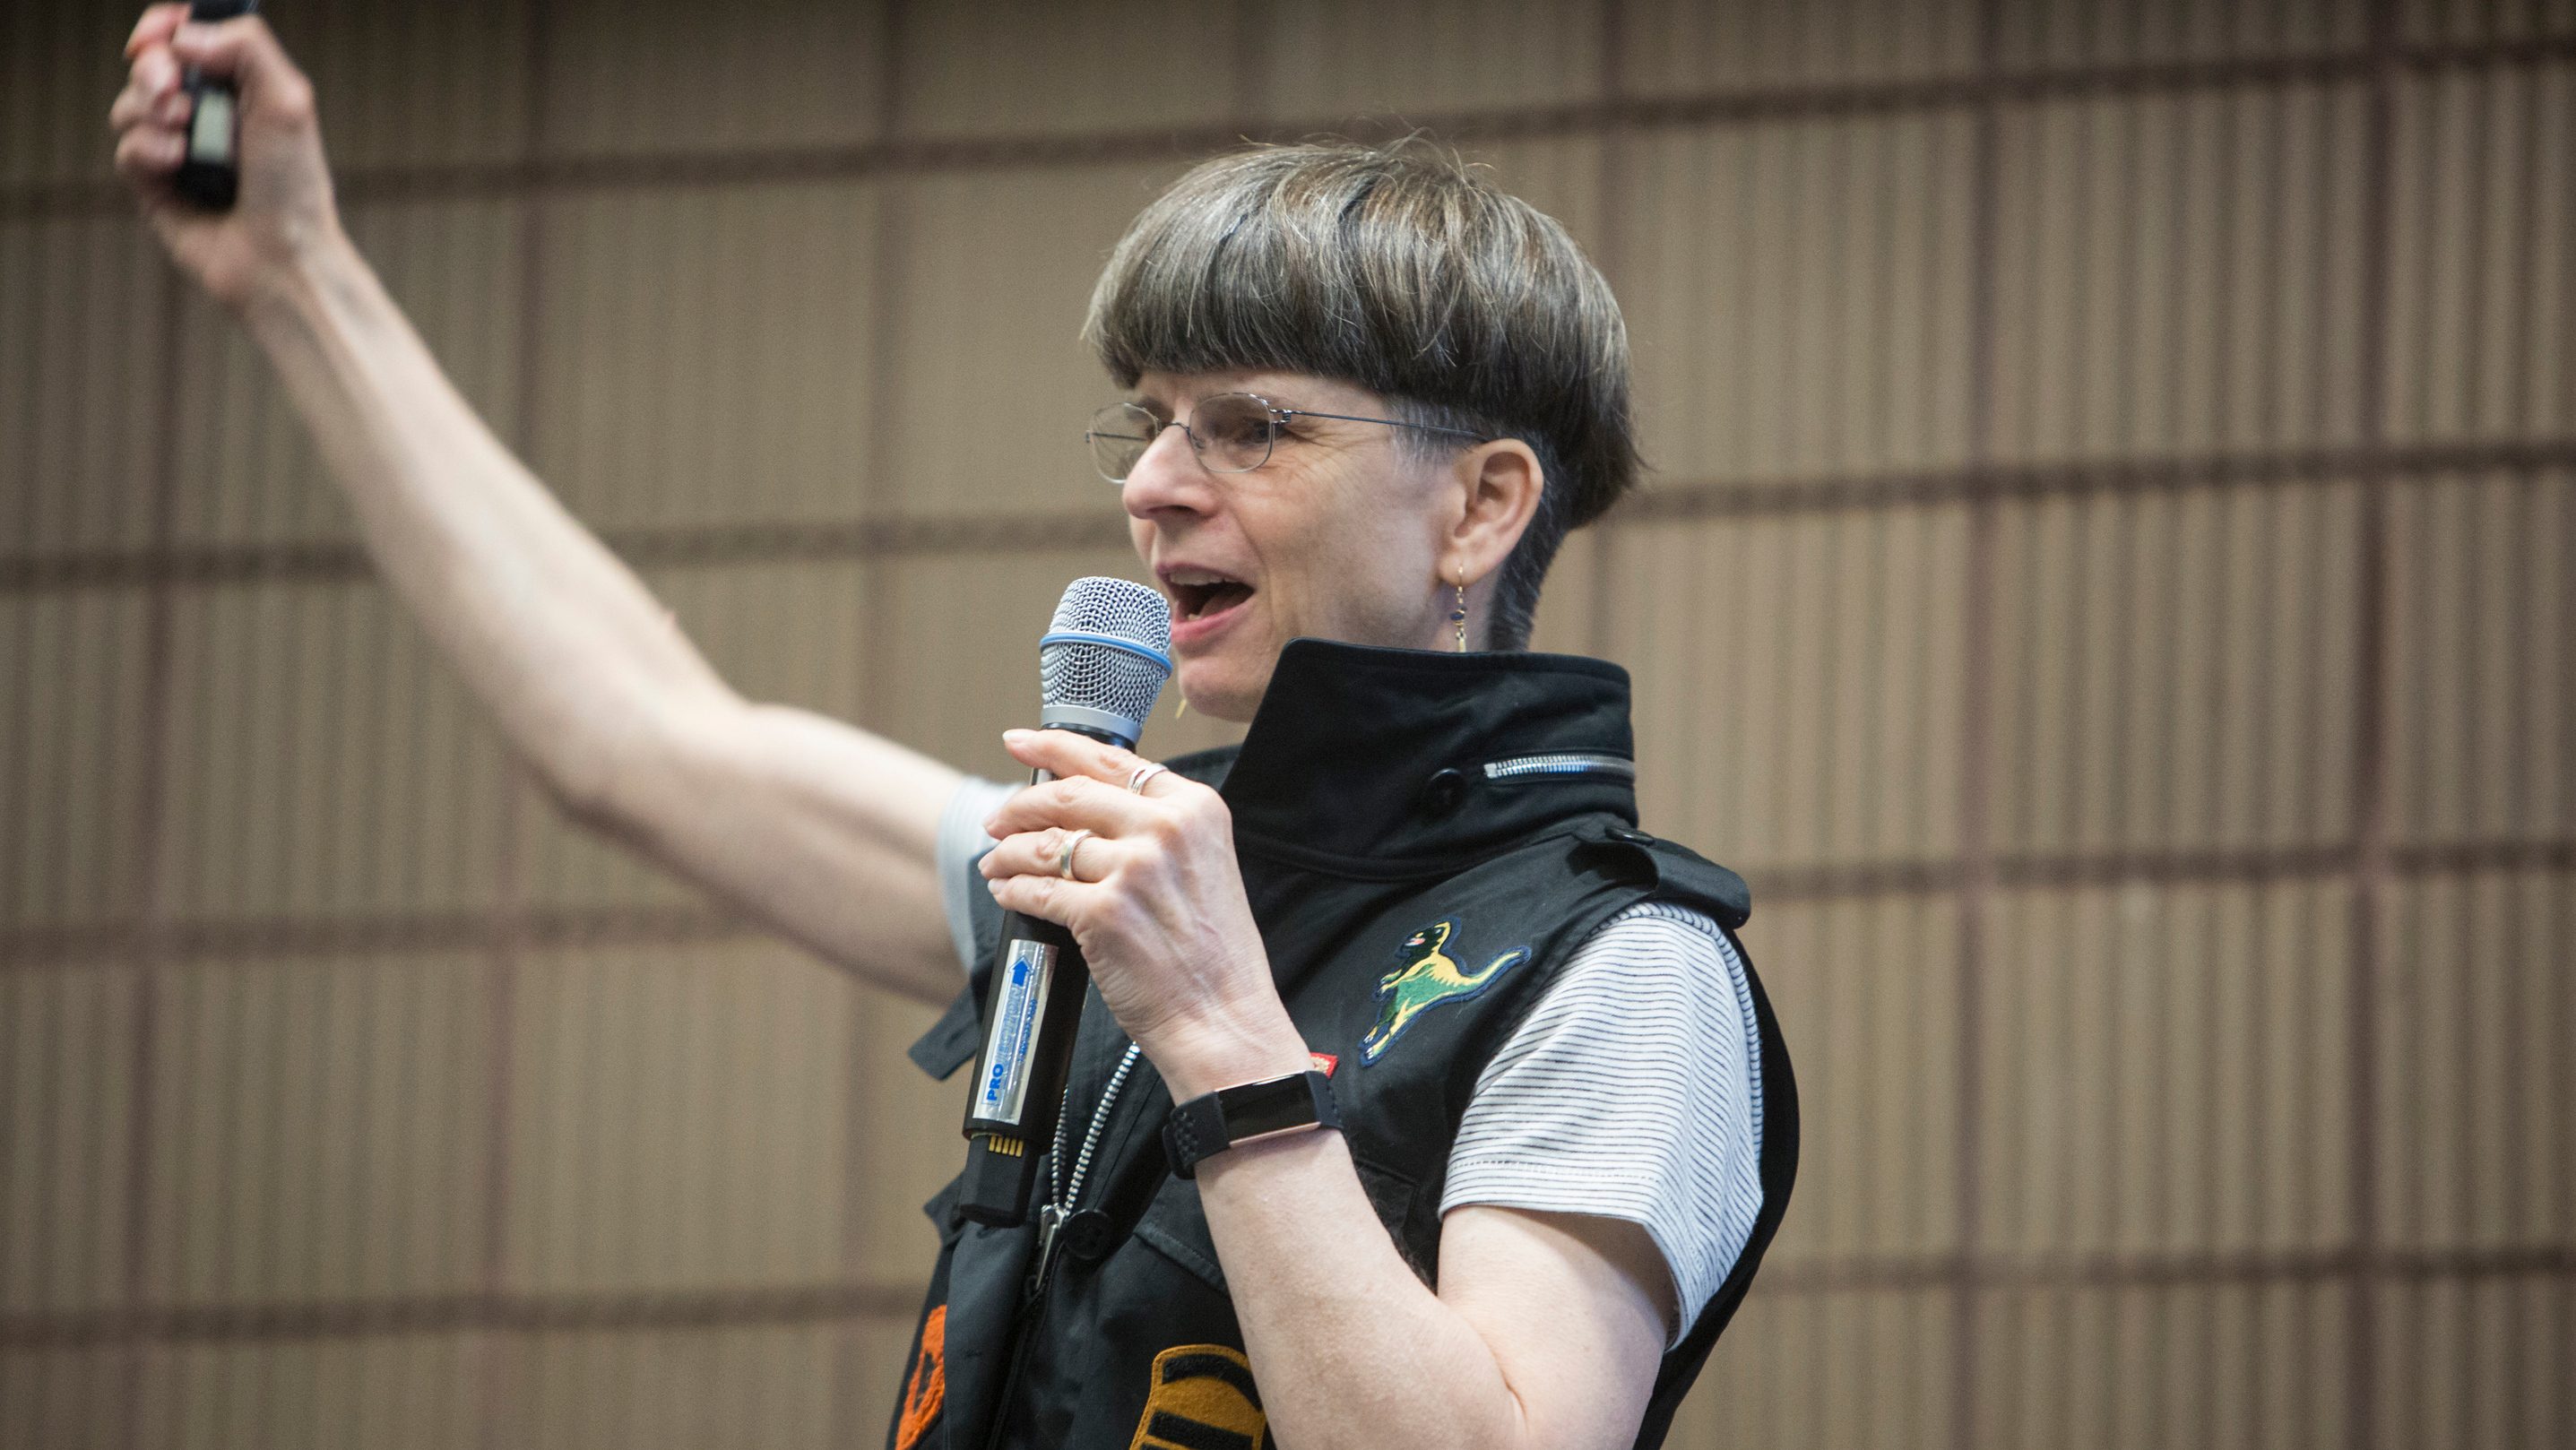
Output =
[{"x1": 974, "y1": 937, "x2": 1058, "y2": 1125}]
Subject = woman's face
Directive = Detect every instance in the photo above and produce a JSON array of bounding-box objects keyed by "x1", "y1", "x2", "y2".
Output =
[{"x1": 1120, "y1": 369, "x2": 1465, "y2": 721}]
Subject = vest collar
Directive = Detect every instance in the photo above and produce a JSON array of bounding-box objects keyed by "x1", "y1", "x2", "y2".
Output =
[{"x1": 1210, "y1": 638, "x2": 1640, "y2": 876}]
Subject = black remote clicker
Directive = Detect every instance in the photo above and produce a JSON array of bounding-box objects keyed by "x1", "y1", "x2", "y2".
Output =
[{"x1": 173, "y1": 0, "x2": 260, "y2": 211}]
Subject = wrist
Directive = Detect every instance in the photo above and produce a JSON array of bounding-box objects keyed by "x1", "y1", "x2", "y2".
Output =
[
  {"x1": 239, "y1": 222, "x2": 362, "y2": 340},
  {"x1": 1152, "y1": 1005, "x2": 1314, "y2": 1101}
]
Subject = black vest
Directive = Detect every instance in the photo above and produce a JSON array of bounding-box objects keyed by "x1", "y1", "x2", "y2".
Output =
[{"x1": 893, "y1": 641, "x2": 1798, "y2": 1450}]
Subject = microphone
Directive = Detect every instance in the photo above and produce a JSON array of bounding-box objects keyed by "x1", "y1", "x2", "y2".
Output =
[
  {"x1": 174, "y1": 0, "x2": 260, "y2": 211},
  {"x1": 956, "y1": 577, "x2": 1172, "y2": 1228}
]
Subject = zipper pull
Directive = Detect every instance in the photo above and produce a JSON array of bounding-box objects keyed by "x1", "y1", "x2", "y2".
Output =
[{"x1": 1026, "y1": 1202, "x2": 1065, "y2": 1302}]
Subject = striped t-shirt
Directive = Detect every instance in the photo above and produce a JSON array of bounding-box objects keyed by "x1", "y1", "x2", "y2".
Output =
[{"x1": 938, "y1": 778, "x2": 1764, "y2": 1344}]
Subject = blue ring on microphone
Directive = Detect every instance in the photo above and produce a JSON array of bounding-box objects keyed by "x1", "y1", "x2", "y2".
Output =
[{"x1": 1040, "y1": 630, "x2": 1173, "y2": 672}]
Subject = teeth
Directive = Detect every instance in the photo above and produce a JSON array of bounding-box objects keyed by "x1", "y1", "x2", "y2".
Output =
[{"x1": 1167, "y1": 569, "x2": 1239, "y2": 587}]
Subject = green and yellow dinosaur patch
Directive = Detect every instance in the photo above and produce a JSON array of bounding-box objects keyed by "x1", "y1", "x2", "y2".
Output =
[{"x1": 1358, "y1": 919, "x2": 1530, "y2": 1066}]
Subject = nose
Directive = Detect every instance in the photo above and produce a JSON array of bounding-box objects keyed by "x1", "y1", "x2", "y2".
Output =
[{"x1": 1119, "y1": 418, "x2": 1215, "y2": 523}]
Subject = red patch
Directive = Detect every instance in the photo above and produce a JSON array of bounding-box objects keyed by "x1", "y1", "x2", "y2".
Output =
[{"x1": 1309, "y1": 1052, "x2": 1339, "y2": 1077}]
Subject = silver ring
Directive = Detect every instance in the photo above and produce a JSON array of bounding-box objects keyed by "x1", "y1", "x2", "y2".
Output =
[
  {"x1": 1128, "y1": 763, "x2": 1171, "y2": 795},
  {"x1": 1057, "y1": 828, "x2": 1094, "y2": 880}
]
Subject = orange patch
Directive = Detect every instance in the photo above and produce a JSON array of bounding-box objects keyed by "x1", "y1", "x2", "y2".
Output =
[{"x1": 895, "y1": 1304, "x2": 947, "y2": 1450}]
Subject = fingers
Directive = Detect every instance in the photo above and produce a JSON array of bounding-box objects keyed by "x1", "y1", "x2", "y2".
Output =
[
  {"x1": 126, "y1": 4, "x2": 191, "y2": 59},
  {"x1": 115, "y1": 125, "x2": 186, "y2": 186},
  {"x1": 1002, "y1": 727, "x2": 1139, "y2": 789},
  {"x1": 109, "y1": 63, "x2": 189, "y2": 134},
  {"x1": 984, "y1": 869, "x2": 1087, "y2": 926},
  {"x1": 982, "y1": 771, "x2": 1159, "y2": 842},
  {"x1": 109, "y1": 13, "x2": 192, "y2": 192},
  {"x1": 168, "y1": 13, "x2": 316, "y2": 123},
  {"x1": 980, "y1": 824, "x2": 1130, "y2": 885}
]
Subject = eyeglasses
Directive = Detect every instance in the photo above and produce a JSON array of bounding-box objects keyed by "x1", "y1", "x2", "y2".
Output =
[{"x1": 1085, "y1": 392, "x2": 1486, "y2": 484}]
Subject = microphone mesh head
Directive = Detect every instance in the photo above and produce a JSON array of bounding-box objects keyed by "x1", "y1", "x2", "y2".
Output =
[{"x1": 1039, "y1": 577, "x2": 1172, "y2": 746}]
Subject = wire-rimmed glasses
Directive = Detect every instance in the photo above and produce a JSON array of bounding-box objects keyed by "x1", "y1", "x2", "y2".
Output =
[{"x1": 1085, "y1": 393, "x2": 1486, "y2": 484}]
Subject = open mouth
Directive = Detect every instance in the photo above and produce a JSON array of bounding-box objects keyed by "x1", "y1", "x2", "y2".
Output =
[{"x1": 1163, "y1": 569, "x2": 1256, "y2": 628}]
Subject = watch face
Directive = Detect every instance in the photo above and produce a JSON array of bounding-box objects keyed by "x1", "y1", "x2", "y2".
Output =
[{"x1": 1218, "y1": 1075, "x2": 1323, "y2": 1142}]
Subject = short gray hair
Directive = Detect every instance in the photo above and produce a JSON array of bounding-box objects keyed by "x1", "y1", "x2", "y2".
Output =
[{"x1": 1082, "y1": 139, "x2": 1639, "y2": 651}]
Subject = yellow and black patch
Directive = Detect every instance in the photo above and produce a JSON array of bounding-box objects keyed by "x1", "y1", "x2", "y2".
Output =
[{"x1": 1128, "y1": 1343, "x2": 1269, "y2": 1450}]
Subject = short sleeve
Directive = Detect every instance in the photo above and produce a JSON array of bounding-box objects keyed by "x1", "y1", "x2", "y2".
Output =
[
  {"x1": 936, "y1": 776, "x2": 1022, "y2": 978},
  {"x1": 1440, "y1": 902, "x2": 1765, "y2": 1347}
]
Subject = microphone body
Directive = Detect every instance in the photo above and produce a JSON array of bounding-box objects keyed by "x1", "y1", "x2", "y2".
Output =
[
  {"x1": 957, "y1": 579, "x2": 1171, "y2": 1228},
  {"x1": 174, "y1": 0, "x2": 259, "y2": 211}
]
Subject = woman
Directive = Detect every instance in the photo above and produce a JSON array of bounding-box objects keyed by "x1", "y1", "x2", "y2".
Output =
[{"x1": 109, "y1": 9, "x2": 1793, "y2": 1450}]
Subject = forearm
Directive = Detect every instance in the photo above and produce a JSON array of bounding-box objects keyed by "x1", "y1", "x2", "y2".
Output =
[
  {"x1": 242, "y1": 233, "x2": 730, "y2": 804},
  {"x1": 1194, "y1": 1129, "x2": 1534, "y2": 1450}
]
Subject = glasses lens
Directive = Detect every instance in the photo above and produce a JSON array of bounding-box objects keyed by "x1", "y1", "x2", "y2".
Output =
[
  {"x1": 1086, "y1": 403, "x2": 1157, "y2": 482},
  {"x1": 1190, "y1": 394, "x2": 1277, "y2": 473}
]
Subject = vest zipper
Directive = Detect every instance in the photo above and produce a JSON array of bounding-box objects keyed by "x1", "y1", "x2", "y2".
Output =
[
  {"x1": 1480, "y1": 750, "x2": 1637, "y2": 783},
  {"x1": 982, "y1": 1041, "x2": 1140, "y2": 1450}
]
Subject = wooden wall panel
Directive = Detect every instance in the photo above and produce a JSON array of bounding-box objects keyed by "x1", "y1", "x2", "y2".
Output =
[
  {"x1": 1251, "y1": 0, "x2": 1600, "y2": 120},
  {"x1": 877, "y1": 160, "x2": 1191, "y2": 522},
  {"x1": 1990, "y1": 0, "x2": 2365, "y2": 67},
  {"x1": 283, "y1": 0, "x2": 534, "y2": 170},
  {"x1": 1604, "y1": 505, "x2": 1969, "y2": 872},
  {"x1": 896, "y1": 0, "x2": 1240, "y2": 139},
  {"x1": 0, "y1": 962, "x2": 138, "y2": 1315},
  {"x1": 2386, "y1": 472, "x2": 2575, "y2": 845},
  {"x1": 0, "y1": 590, "x2": 152, "y2": 928},
  {"x1": 1618, "y1": 0, "x2": 1981, "y2": 92},
  {"x1": 0, "y1": 1342, "x2": 128, "y2": 1450},
  {"x1": 1984, "y1": 481, "x2": 2363, "y2": 859},
  {"x1": 2372, "y1": 1277, "x2": 2576, "y2": 1450},
  {"x1": 1465, "y1": 134, "x2": 1609, "y2": 258},
  {"x1": 1978, "y1": 880, "x2": 2354, "y2": 1259},
  {"x1": 132, "y1": 1333, "x2": 486, "y2": 1450},
  {"x1": 140, "y1": 951, "x2": 495, "y2": 1306},
  {"x1": 0, "y1": 215, "x2": 167, "y2": 560},
  {"x1": 2374, "y1": 870, "x2": 2572, "y2": 1255},
  {"x1": 1971, "y1": 1281, "x2": 2356, "y2": 1450},
  {"x1": 540, "y1": 0, "x2": 885, "y2": 159},
  {"x1": 530, "y1": 182, "x2": 881, "y2": 533},
  {"x1": 157, "y1": 580, "x2": 514, "y2": 920},
  {"x1": 1989, "y1": 84, "x2": 2373, "y2": 463},
  {"x1": 0, "y1": 0, "x2": 146, "y2": 187},
  {"x1": 503, "y1": 941, "x2": 850, "y2": 1294},
  {"x1": 168, "y1": 199, "x2": 525, "y2": 551},
  {"x1": 1667, "y1": 1288, "x2": 1953, "y2": 1450},
  {"x1": 1619, "y1": 114, "x2": 1980, "y2": 488},
  {"x1": 844, "y1": 989, "x2": 965, "y2": 1280},
  {"x1": 2384, "y1": 65, "x2": 2575, "y2": 444},
  {"x1": 2399, "y1": 0, "x2": 2576, "y2": 44},
  {"x1": 1741, "y1": 890, "x2": 1963, "y2": 1266},
  {"x1": 499, "y1": 1323, "x2": 865, "y2": 1450}
]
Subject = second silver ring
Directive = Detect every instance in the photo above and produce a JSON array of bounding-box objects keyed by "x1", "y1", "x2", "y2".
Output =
[{"x1": 1057, "y1": 828, "x2": 1095, "y2": 880}]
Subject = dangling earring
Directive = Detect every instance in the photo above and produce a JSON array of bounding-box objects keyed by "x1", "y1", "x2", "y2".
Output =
[{"x1": 1449, "y1": 564, "x2": 1470, "y2": 652}]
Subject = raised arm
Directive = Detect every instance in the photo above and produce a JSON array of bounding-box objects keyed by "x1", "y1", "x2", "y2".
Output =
[{"x1": 109, "y1": 5, "x2": 962, "y2": 1003}]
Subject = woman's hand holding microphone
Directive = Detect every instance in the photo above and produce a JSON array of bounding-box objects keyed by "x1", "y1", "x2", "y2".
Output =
[
  {"x1": 978, "y1": 729, "x2": 1313, "y2": 1102},
  {"x1": 108, "y1": 4, "x2": 344, "y2": 315}
]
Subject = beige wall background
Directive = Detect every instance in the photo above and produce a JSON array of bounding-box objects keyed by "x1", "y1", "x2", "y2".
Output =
[{"x1": 4, "y1": 0, "x2": 2572, "y2": 1446}]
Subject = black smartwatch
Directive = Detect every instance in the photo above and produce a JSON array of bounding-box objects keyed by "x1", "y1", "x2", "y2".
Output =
[{"x1": 1163, "y1": 1070, "x2": 1341, "y2": 1178}]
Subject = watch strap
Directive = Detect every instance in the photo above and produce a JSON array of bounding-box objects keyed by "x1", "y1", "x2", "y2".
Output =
[{"x1": 1163, "y1": 1069, "x2": 1341, "y2": 1179}]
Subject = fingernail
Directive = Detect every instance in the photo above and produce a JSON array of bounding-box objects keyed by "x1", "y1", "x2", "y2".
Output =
[{"x1": 1002, "y1": 729, "x2": 1031, "y2": 743}]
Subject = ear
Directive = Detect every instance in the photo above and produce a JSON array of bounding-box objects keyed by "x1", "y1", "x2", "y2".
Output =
[{"x1": 1444, "y1": 437, "x2": 1545, "y2": 585}]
